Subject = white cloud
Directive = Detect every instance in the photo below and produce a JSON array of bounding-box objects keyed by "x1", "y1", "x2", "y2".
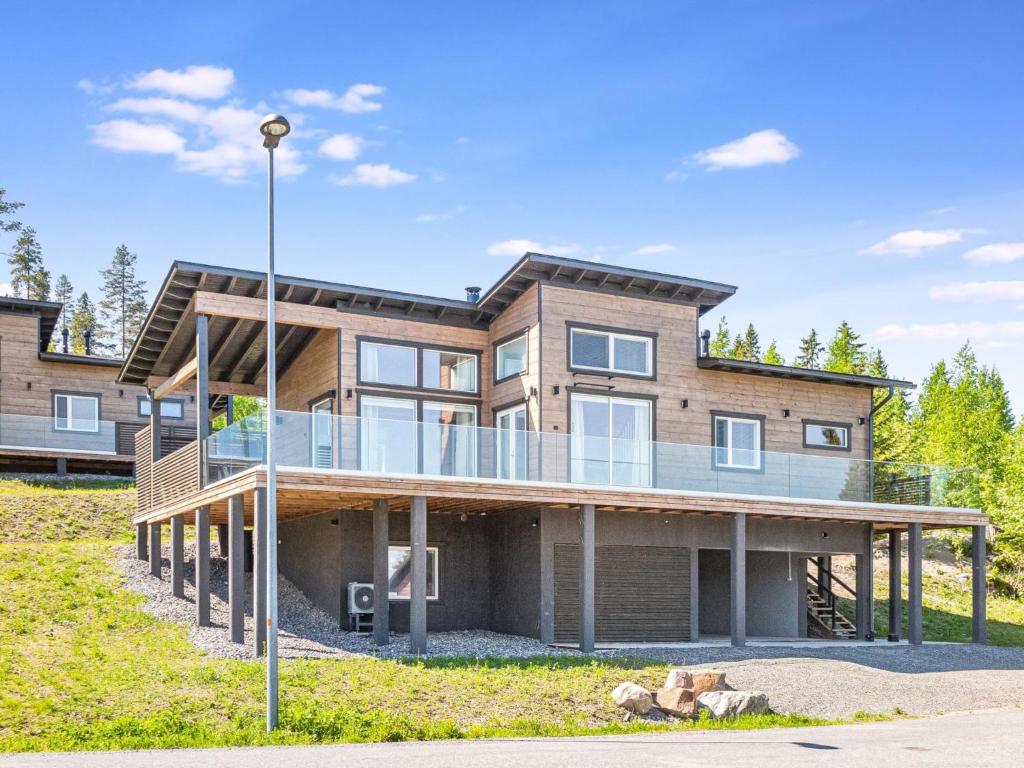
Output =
[
  {"x1": 455, "y1": 136, "x2": 471, "y2": 144},
  {"x1": 692, "y1": 129, "x2": 799, "y2": 170},
  {"x1": 319, "y1": 133, "x2": 363, "y2": 161},
  {"x1": 861, "y1": 228, "x2": 978, "y2": 256},
  {"x1": 327, "y1": 163, "x2": 416, "y2": 187},
  {"x1": 664, "y1": 170, "x2": 688, "y2": 182},
  {"x1": 874, "y1": 321, "x2": 1024, "y2": 342},
  {"x1": 929, "y1": 281, "x2": 1024, "y2": 303},
  {"x1": 109, "y1": 97, "x2": 206, "y2": 123},
  {"x1": 416, "y1": 205, "x2": 466, "y2": 223},
  {"x1": 632, "y1": 243, "x2": 675, "y2": 257},
  {"x1": 486, "y1": 239, "x2": 582, "y2": 257},
  {"x1": 285, "y1": 84, "x2": 385, "y2": 113},
  {"x1": 77, "y1": 78, "x2": 114, "y2": 96},
  {"x1": 928, "y1": 206, "x2": 956, "y2": 216},
  {"x1": 127, "y1": 65, "x2": 234, "y2": 99},
  {"x1": 962, "y1": 242, "x2": 1024, "y2": 265},
  {"x1": 90, "y1": 120, "x2": 185, "y2": 154}
]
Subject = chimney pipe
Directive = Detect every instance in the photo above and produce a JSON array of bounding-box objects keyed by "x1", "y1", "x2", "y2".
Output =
[
  {"x1": 61, "y1": 328, "x2": 69, "y2": 353},
  {"x1": 700, "y1": 329, "x2": 711, "y2": 358},
  {"x1": 465, "y1": 286, "x2": 481, "y2": 303},
  {"x1": 83, "y1": 330, "x2": 92, "y2": 356}
]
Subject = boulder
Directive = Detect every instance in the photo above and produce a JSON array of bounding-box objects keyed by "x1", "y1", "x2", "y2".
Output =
[
  {"x1": 691, "y1": 670, "x2": 728, "y2": 698},
  {"x1": 654, "y1": 687, "x2": 696, "y2": 717},
  {"x1": 696, "y1": 690, "x2": 770, "y2": 719},
  {"x1": 664, "y1": 668, "x2": 693, "y2": 690},
  {"x1": 612, "y1": 682, "x2": 653, "y2": 715}
]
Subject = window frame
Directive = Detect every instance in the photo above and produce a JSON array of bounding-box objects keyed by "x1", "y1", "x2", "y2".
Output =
[
  {"x1": 136, "y1": 396, "x2": 185, "y2": 420},
  {"x1": 567, "y1": 389, "x2": 656, "y2": 487},
  {"x1": 711, "y1": 410, "x2": 766, "y2": 472},
  {"x1": 565, "y1": 322, "x2": 657, "y2": 379},
  {"x1": 309, "y1": 395, "x2": 335, "y2": 468},
  {"x1": 356, "y1": 335, "x2": 481, "y2": 395},
  {"x1": 493, "y1": 328, "x2": 530, "y2": 384},
  {"x1": 387, "y1": 544, "x2": 440, "y2": 601},
  {"x1": 52, "y1": 391, "x2": 101, "y2": 433},
  {"x1": 802, "y1": 419, "x2": 852, "y2": 452}
]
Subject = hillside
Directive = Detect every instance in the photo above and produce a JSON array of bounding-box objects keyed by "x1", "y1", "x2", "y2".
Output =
[{"x1": 0, "y1": 476, "x2": 135, "y2": 543}]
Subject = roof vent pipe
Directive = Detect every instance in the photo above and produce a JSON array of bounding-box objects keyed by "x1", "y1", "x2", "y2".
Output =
[
  {"x1": 465, "y1": 286, "x2": 481, "y2": 303},
  {"x1": 700, "y1": 329, "x2": 711, "y2": 357},
  {"x1": 61, "y1": 328, "x2": 69, "y2": 354},
  {"x1": 83, "y1": 329, "x2": 92, "y2": 356}
]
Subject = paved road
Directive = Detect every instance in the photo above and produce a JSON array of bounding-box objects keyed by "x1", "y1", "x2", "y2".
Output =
[{"x1": 2, "y1": 710, "x2": 1021, "y2": 768}]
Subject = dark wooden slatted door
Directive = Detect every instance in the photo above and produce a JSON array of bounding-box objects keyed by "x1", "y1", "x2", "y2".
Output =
[{"x1": 553, "y1": 544, "x2": 690, "y2": 643}]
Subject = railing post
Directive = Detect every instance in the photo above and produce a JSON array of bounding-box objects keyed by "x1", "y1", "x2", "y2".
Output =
[{"x1": 196, "y1": 314, "x2": 210, "y2": 489}]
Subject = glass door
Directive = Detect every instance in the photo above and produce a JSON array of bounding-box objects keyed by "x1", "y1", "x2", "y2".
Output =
[
  {"x1": 360, "y1": 396, "x2": 418, "y2": 473},
  {"x1": 570, "y1": 393, "x2": 651, "y2": 486},
  {"x1": 496, "y1": 403, "x2": 528, "y2": 480},
  {"x1": 422, "y1": 402, "x2": 477, "y2": 477}
]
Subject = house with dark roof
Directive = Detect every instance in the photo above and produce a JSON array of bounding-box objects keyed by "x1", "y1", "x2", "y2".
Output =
[{"x1": 122, "y1": 252, "x2": 988, "y2": 651}]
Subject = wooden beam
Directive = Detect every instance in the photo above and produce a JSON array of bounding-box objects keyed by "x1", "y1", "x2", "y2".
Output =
[
  {"x1": 147, "y1": 375, "x2": 264, "y2": 397},
  {"x1": 153, "y1": 357, "x2": 198, "y2": 401},
  {"x1": 193, "y1": 291, "x2": 342, "y2": 329}
]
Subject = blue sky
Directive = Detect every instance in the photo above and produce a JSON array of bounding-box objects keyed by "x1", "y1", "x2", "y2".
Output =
[{"x1": 2, "y1": 1, "x2": 1022, "y2": 410}]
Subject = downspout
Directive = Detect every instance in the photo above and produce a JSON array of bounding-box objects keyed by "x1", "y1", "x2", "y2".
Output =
[{"x1": 867, "y1": 385, "x2": 895, "y2": 500}]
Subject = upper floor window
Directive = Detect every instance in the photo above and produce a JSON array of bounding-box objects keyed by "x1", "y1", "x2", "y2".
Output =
[
  {"x1": 713, "y1": 413, "x2": 763, "y2": 470},
  {"x1": 137, "y1": 396, "x2": 185, "y2": 420},
  {"x1": 495, "y1": 333, "x2": 528, "y2": 381},
  {"x1": 804, "y1": 420, "x2": 850, "y2": 451},
  {"x1": 569, "y1": 326, "x2": 653, "y2": 377},
  {"x1": 423, "y1": 348, "x2": 477, "y2": 392},
  {"x1": 54, "y1": 392, "x2": 99, "y2": 433},
  {"x1": 360, "y1": 339, "x2": 479, "y2": 393},
  {"x1": 360, "y1": 341, "x2": 417, "y2": 387}
]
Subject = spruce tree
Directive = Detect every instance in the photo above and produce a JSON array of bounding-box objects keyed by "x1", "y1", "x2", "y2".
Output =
[
  {"x1": 709, "y1": 316, "x2": 731, "y2": 357},
  {"x1": 49, "y1": 274, "x2": 74, "y2": 351},
  {"x1": 8, "y1": 226, "x2": 49, "y2": 300},
  {"x1": 794, "y1": 329, "x2": 823, "y2": 369},
  {"x1": 823, "y1": 321, "x2": 866, "y2": 374},
  {"x1": 0, "y1": 187, "x2": 24, "y2": 233},
  {"x1": 68, "y1": 292, "x2": 99, "y2": 355},
  {"x1": 98, "y1": 244, "x2": 148, "y2": 357},
  {"x1": 763, "y1": 340, "x2": 785, "y2": 366},
  {"x1": 741, "y1": 323, "x2": 762, "y2": 362}
]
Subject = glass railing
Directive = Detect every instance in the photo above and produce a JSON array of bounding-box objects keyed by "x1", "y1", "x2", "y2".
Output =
[
  {"x1": 0, "y1": 412, "x2": 117, "y2": 454},
  {"x1": 203, "y1": 409, "x2": 977, "y2": 509}
]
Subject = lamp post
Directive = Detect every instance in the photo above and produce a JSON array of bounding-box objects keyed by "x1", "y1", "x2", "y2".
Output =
[{"x1": 259, "y1": 113, "x2": 290, "y2": 732}]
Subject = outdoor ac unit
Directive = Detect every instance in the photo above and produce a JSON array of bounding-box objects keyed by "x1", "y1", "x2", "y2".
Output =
[{"x1": 348, "y1": 582, "x2": 375, "y2": 615}]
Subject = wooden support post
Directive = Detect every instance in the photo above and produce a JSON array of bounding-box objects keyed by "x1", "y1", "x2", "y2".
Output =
[
  {"x1": 855, "y1": 525, "x2": 873, "y2": 640},
  {"x1": 254, "y1": 488, "x2": 268, "y2": 656},
  {"x1": 972, "y1": 525, "x2": 987, "y2": 645},
  {"x1": 196, "y1": 506, "x2": 211, "y2": 627},
  {"x1": 228, "y1": 494, "x2": 244, "y2": 644},
  {"x1": 730, "y1": 512, "x2": 746, "y2": 647},
  {"x1": 908, "y1": 522, "x2": 923, "y2": 646},
  {"x1": 689, "y1": 547, "x2": 700, "y2": 642},
  {"x1": 888, "y1": 529, "x2": 902, "y2": 641},
  {"x1": 243, "y1": 530, "x2": 254, "y2": 573},
  {"x1": 226, "y1": 395, "x2": 234, "y2": 426},
  {"x1": 196, "y1": 314, "x2": 210, "y2": 489},
  {"x1": 409, "y1": 495, "x2": 427, "y2": 654},
  {"x1": 55, "y1": 457, "x2": 67, "y2": 475},
  {"x1": 136, "y1": 522, "x2": 148, "y2": 561},
  {"x1": 579, "y1": 503, "x2": 596, "y2": 653},
  {"x1": 372, "y1": 499, "x2": 390, "y2": 646},
  {"x1": 170, "y1": 514, "x2": 185, "y2": 599},
  {"x1": 148, "y1": 522, "x2": 161, "y2": 578},
  {"x1": 149, "y1": 388, "x2": 162, "y2": 461},
  {"x1": 218, "y1": 524, "x2": 229, "y2": 557}
]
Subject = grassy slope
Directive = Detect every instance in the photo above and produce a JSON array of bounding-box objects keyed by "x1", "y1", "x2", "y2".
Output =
[{"x1": 0, "y1": 478, "x2": 135, "y2": 544}]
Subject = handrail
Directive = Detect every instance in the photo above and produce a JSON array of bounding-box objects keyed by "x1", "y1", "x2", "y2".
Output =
[{"x1": 813, "y1": 561, "x2": 857, "y2": 598}]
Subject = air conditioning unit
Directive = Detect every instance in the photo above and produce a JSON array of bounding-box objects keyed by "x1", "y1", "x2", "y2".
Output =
[{"x1": 348, "y1": 582, "x2": 375, "y2": 615}]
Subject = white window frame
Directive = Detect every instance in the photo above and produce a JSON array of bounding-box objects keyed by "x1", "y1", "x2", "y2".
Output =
[
  {"x1": 387, "y1": 544, "x2": 440, "y2": 600},
  {"x1": 310, "y1": 398, "x2": 334, "y2": 469},
  {"x1": 803, "y1": 421, "x2": 850, "y2": 450},
  {"x1": 496, "y1": 402, "x2": 529, "y2": 480},
  {"x1": 713, "y1": 415, "x2": 762, "y2": 470},
  {"x1": 359, "y1": 341, "x2": 418, "y2": 387},
  {"x1": 569, "y1": 327, "x2": 653, "y2": 377},
  {"x1": 53, "y1": 393, "x2": 100, "y2": 433},
  {"x1": 423, "y1": 401, "x2": 478, "y2": 477},
  {"x1": 569, "y1": 392, "x2": 653, "y2": 486},
  {"x1": 495, "y1": 333, "x2": 528, "y2": 380},
  {"x1": 423, "y1": 348, "x2": 479, "y2": 393}
]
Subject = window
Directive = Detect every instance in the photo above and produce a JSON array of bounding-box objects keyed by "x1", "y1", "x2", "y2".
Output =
[
  {"x1": 569, "y1": 327, "x2": 653, "y2": 376},
  {"x1": 360, "y1": 396, "x2": 418, "y2": 473},
  {"x1": 713, "y1": 414, "x2": 762, "y2": 470},
  {"x1": 496, "y1": 334, "x2": 528, "y2": 380},
  {"x1": 360, "y1": 341, "x2": 417, "y2": 387},
  {"x1": 496, "y1": 403, "x2": 528, "y2": 480},
  {"x1": 311, "y1": 398, "x2": 333, "y2": 468},
  {"x1": 804, "y1": 421, "x2": 850, "y2": 451},
  {"x1": 422, "y1": 402, "x2": 477, "y2": 476},
  {"x1": 388, "y1": 545, "x2": 439, "y2": 600},
  {"x1": 137, "y1": 397, "x2": 184, "y2": 420},
  {"x1": 423, "y1": 348, "x2": 477, "y2": 392},
  {"x1": 54, "y1": 393, "x2": 100, "y2": 433},
  {"x1": 570, "y1": 393, "x2": 652, "y2": 486}
]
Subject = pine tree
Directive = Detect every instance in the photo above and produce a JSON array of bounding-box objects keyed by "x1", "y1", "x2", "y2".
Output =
[
  {"x1": 709, "y1": 316, "x2": 731, "y2": 357},
  {"x1": 0, "y1": 187, "x2": 24, "y2": 233},
  {"x1": 98, "y1": 244, "x2": 148, "y2": 357},
  {"x1": 763, "y1": 340, "x2": 785, "y2": 366},
  {"x1": 794, "y1": 329, "x2": 823, "y2": 369},
  {"x1": 7, "y1": 226, "x2": 49, "y2": 300},
  {"x1": 823, "y1": 321, "x2": 866, "y2": 374},
  {"x1": 729, "y1": 324, "x2": 761, "y2": 362},
  {"x1": 49, "y1": 274, "x2": 74, "y2": 351},
  {"x1": 68, "y1": 292, "x2": 99, "y2": 355}
]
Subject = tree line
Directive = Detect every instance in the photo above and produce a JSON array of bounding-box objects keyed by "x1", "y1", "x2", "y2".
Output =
[{"x1": 1, "y1": 187, "x2": 147, "y2": 357}]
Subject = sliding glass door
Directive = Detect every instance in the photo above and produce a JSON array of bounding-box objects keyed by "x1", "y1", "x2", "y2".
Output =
[
  {"x1": 422, "y1": 402, "x2": 477, "y2": 477},
  {"x1": 360, "y1": 396, "x2": 418, "y2": 473},
  {"x1": 570, "y1": 393, "x2": 651, "y2": 486},
  {"x1": 496, "y1": 403, "x2": 528, "y2": 480}
]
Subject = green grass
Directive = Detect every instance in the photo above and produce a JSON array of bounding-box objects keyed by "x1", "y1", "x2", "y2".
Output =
[{"x1": 0, "y1": 478, "x2": 135, "y2": 544}]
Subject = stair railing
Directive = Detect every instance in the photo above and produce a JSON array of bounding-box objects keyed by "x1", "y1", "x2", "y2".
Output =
[{"x1": 806, "y1": 561, "x2": 857, "y2": 631}]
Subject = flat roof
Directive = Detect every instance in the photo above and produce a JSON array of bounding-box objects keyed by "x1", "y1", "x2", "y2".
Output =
[
  {"x1": 0, "y1": 295, "x2": 62, "y2": 350},
  {"x1": 697, "y1": 356, "x2": 916, "y2": 389}
]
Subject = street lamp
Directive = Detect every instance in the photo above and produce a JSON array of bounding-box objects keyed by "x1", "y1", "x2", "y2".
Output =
[{"x1": 259, "y1": 112, "x2": 289, "y2": 732}]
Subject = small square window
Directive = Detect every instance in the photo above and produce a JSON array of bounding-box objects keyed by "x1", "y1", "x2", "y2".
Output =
[
  {"x1": 713, "y1": 415, "x2": 762, "y2": 469},
  {"x1": 54, "y1": 393, "x2": 100, "y2": 433},
  {"x1": 387, "y1": 545, "x2": 439, "y2": 600},
  {"x1": 496, "y1": 334, "x2": 528, "y2": 380}
]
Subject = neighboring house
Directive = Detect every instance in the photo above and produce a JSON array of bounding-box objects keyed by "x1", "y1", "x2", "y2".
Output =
[
  {"x1": 122, "y1": 254, "x2": 988, "y2": 651},
  {"x1": 0, "y1": 296, "x2": 196, "y2": 474}
]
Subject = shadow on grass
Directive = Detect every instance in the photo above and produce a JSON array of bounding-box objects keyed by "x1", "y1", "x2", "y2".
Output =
[{"x1": 395, "y1": 654, "x2": 661, "y2": 671}]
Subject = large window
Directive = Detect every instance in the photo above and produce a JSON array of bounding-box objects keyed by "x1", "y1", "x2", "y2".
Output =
[
  {"x1": 360, "y1": 341, "x2": 417, "y2": 387},
  {"x1": 713, "y1": 413, "x2": 763, "y2": 470},
  {"x1": 53, "y1": 393, "x2": 100, "y2": 433},
  {"x1": 422, "y1": 402, "x2": 477, "y2": 476},
  {"x1": 137, "y1": 397, "x2": 184, "y2": 420},
  {"x1": 360, "y1": 395, "x2": 478, "y2": 476},
  {"x1": 570, "y1": 393, "x2": 651, "y2": 486},
  {"x1": 388, "y1": 545, "x2": 439, "y2": 600},
  {"x1": 423, "y1": 349, "x2": 477, "y2": 392},
  {"x1": 496, "y1": 403, "x2": 528, "y2": 480},
  {"x1": 495, "y1": 333, "x2": 528, "y2": 381},
  {"x1": 804, "y1": 420, "x2": 850, "y2": 451},
  {"x1": 569, "y1": 326, "x2": 653, "y2": 377},
  {"x1": 359, "y1": 339, "x2": 479, "y2": 393},
  {"x1": 360, "y1": 396, "x2": 418, "y2": 473}
]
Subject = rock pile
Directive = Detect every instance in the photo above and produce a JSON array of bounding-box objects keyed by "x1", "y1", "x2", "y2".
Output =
[{"x1": 612, "y1": 668, "x2": 769, "y2": 722}]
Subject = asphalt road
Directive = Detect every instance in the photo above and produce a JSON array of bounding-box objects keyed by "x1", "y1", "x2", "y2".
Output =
[{"x1": 3, "y1": 710, "x2": 1021, "y2": 768}]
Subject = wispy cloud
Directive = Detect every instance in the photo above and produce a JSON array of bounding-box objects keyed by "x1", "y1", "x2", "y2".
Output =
[
  {"x1": 91, "y1": 120, "x2": 186, "y2": 154},
  {"x1": 416, "y1": 205, "x2": 466, "y2": 223},
  {"x1": 77, "y1": 78, "x2": 115, "y2": 96},
  {"x1": 664, "y1": 170, "x2": 688, "y2": 182},
  {"x1": 327, "y1": 163, "x2": 416, "y2": 187},
  {"x1": 486, "y1": 239, "x2": 582, "y2": 257},
  {"x1": 127, "y1": 65, "x2": 234, "y2": 99},
  {"x1": 318, "y1": 133, "x2": 363, "y2": 161},
  {"x1": 285, "y1": 84, "x2": 385, "y2": 113},
  {"x1": 874, "y1": 321, "x2": 1024, "y2": 342},
  {"x1": 928, "y1": 206, "x2": 956, "y2": 216},
  {"x1": 861, "y1": 228, "x2": 979, "y2": 256},
  {"x1": 929, "y1": 281, "x2": 1024, "y2": 303},
  {"x1": 962, "y1": 242, "x2": 1024, "y2": 265},
  {"x1": 455, "y1": 136, "x2": 471, "y2": 144},
  {"x1": 632, "y1": 243, "x2": 675, "y2": 257},
  {"x1": 692, "y1": 129, "x2": 799, "y2": 171}
]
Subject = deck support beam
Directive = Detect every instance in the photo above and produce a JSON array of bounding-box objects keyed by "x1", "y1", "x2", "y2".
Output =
[
  {"x1": 196, "y1": 314, "x2": 210, "y2": 489},
  {"x1": 887, "y1": 529, "x2": 902, "y2": 641},
  {"x1": 228, "y1": 494, "x2": 245, "y2": 644},
  {"x1": 136, "y1": 522, "x2": 148, "y2": 561},
  {"x1": 409, "y1": 495, "x2": 428, "y2": 654},
  {"x1": 855, "y1": 525, "x2": 873, "y2": 640},
  {"x1": 372, "y1": 499, "x2": 390, "y2": 646},
  {"x1": 218, "y1": 524, "x2": 229, "y2": 556},
  {"x1": 579, "y1": 503, "x2": 596, "y2": 653},
  {"x1": 730, "y1": 512, "x2": 746, "y2": 647},
  {"x1": 148, "y1": 523, "x2": 161, "y2": 578},
  {"x1": 254, "y1": 488, "x2": 268, "y2": 656},
  {"x1": 908, "y1": 522, "x2": 923, "y2": 645},
  {"x1": 196, "y1": 506, "x2": 211, "y2": 627},
  {"x1": 170, "y1": 514, "x2": 185, "y2": 599},
  {"x1": 972, "y1": 525, "x2": 987, "y2": 645}
]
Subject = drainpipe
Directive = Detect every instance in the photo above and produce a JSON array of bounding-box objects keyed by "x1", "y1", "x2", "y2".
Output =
[{"x1": 867, "y1": 385, "x2": 895, "y2": 501}]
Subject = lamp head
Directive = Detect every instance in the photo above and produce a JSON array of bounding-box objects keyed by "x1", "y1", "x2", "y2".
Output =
[{"x1": 259, "y1": 114, "x2": 291, "y2": 148}]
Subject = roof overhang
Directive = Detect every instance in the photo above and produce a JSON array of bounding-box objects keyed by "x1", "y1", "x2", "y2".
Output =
[
  {"x1": 697, "y1": 356, "x2": 916, "y2": 389},
  {"x1": 0, "y1": 296, "x2": 62, "y2": 350},
  {"x1": 39, "y1": 351, "x2": 124, "y2": 368}
]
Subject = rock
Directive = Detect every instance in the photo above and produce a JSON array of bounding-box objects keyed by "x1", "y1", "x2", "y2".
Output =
[
  {"x1": 627, "y1": 706, "x2": 670, "y2": 723},
  {"x1": 612, "y1": 682, "x2": 654, "y2": 714},
  {"x1": 664, "y1": 668, "x2": 693, "y2": 690},
  {"x1": 691, "y1": 670, "x2": 728, "y2": 697},
  {"x1": 696, "y1": 690, "x2": 770, "y2": 718},
  {"x1": 654, "y1": 686, "x2": 696, "y2": 717}
]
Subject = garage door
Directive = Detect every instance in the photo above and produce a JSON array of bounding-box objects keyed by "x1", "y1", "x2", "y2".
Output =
[{"x1": 553, "y1": 544, "x2": 690, "y2": 643}]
